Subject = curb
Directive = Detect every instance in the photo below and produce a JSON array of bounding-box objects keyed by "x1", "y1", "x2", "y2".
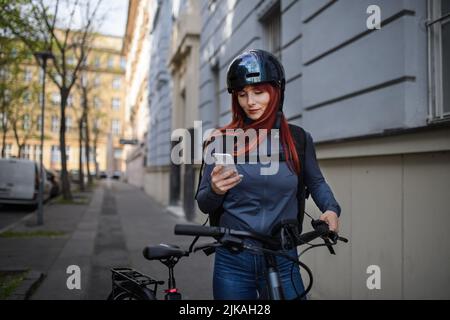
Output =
[{"x1": 6, "y1": 270, "x2": 45, "y2": 300}]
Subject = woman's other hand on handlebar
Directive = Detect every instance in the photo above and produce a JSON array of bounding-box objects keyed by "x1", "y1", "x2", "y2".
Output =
[
  {"x1": 319, "y1": 210, "x2": 339, "y2": 233},
  {"x1": 210, "y1": 165, "x2": 243, "y2": 195}
]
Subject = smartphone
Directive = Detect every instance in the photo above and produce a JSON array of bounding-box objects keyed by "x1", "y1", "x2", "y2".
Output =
[{"x1": 212, "y1": 152, "x2": 237, "y2": 173}]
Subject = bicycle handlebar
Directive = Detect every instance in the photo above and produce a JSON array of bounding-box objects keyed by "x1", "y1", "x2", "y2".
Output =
[
  {"x1": 174, "y1": 224, "x2": 224, "y2": 238},
  {"x1": 174, "y1": 220, "x2": 347, "y2": 248}
]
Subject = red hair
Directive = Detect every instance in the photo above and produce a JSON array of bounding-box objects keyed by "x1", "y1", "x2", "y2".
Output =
[{"x1": 206, "y1": 83, "x2": 300, "y2": 175}]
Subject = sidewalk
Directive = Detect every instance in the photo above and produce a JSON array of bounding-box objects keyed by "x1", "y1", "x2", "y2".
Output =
[
  {"x1": 0, "y1": 190, "x2": 92, "y2": 299},
  {"x1": 1, "y1": 180, "x2": 214, "y2": 300}
]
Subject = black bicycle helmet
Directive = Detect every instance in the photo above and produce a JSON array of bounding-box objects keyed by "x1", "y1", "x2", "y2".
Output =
[{"x1": 226, "y1": 49, "x2": 286, "y2": 128}]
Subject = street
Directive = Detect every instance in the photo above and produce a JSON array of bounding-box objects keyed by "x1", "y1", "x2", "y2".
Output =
[{"x1": 0, "y1": 180, "x2": 214, "y2": 300}]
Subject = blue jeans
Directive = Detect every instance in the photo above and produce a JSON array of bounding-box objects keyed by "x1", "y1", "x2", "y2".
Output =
[{"x1": 213, "y1": 246, "x2": 306, "y2": 300}]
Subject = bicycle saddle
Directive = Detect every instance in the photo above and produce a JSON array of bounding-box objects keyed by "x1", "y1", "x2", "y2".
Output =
[{"x1": 143, "y1": 243, "x2": 188, "y2": 261}]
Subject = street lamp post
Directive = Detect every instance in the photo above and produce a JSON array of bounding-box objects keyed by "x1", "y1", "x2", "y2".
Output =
[{"x1": 34, "y1": 51, "x2": 55, "y2": 225}]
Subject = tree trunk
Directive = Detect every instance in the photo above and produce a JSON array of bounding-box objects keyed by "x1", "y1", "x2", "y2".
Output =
[
  {"x1": 82, "y1": 87, "x2": 92, "y2": 186},
  {"x1": 2, "y1": 127, "x2": 7, "y2": 158},
  {"x1": 59, "y1": 87, "x2": 72, "y2": 200},
  {"x1": 2, "y1": 113, "x2": 8, "y2": 158},
  {"x1": 78, "y1": 117, "x2": 85, "y2": 192},
  {"x1": 93, "y1": 131, "x2": 99, "y2": 178},
  {"x1": 12, "y1": 124, "x2": 22, "y2": 158}
]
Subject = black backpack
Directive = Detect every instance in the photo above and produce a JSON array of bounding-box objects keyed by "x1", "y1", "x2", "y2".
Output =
[{"x1": 194, "y1": 124, "x2": 308, "y2": 232}]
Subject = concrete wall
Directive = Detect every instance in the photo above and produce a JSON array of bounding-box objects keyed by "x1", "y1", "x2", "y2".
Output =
[
  {"x1": 143, "y1": 168, "x2": 171, "y2": 207},
  {"x1": 301, "y1": 148, "x2": 450, "y2": 299}
]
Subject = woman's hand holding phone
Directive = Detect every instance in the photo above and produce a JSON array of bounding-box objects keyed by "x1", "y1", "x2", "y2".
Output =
[{"x1": 210, "y1": 165, "x2": 243, "y2": 195}]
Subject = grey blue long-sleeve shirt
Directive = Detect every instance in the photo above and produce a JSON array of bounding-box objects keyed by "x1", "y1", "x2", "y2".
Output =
[{"x1": 196, "y1": 129, "x2": 341, "y2": 236}]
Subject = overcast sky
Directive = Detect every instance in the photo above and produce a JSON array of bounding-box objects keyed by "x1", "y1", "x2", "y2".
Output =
[
  {"x1": 51, "y1": 0, "x2": 129, "y2": 37},
  {"x1": 97, "y1": 0, "x2": 129, "y2": 37}
]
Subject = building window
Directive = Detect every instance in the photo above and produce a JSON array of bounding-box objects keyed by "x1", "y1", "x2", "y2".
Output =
[
  {"x1": 65, "y1": 116, "x2": 72, "y2": 133},
  {"x1": 5, "y1": 144, "x2": 12, "y2": 158},
  {"x1": 81, "y1": 74, "x2": 88, "y2": 87},
  {"x1": 67, "y1": 56, "x2": 75, "y2": 65},
  {"x1": 94, "y1": 96, "x2": 101, "y2": 109},
  {"x1": 67, "y1": 94, "x2": 74, "y2": 107},
  {"x1": 93, "y1": 119, "x2": 101, "y2": 130},
  {"x1": 23, "y1": 91, "x2": 31, "y2": 104},
  {"x1": 112, "y1": 98, "x2": 121, "y2": 110},
  {"x1": 51, "y1": 116, "x2": 59, "y2": 133},
  {"x1": 4, "y1": 89, "x2": 11, "y2": 103},
  {"x1": 260, "y1": 1, "x2": 281, "y2": 59},
  {"x1": 51, "y1": 146, "x2": 70, "y2": 163},
  {"x1": 81, "y1": 147, "x2": 95, "y2": 163},
  {"x1": 66, "y1": 146, "x2": 71, "y2": 162},
  {"x1": 94, "y1": 56, "x2": 101, "y2": 68},
  {"x1": 0, "y1": 67, "x2": 11, "y2": 81},
  {"x1": 112, "y1": 77, "x2": 121, "y2": 89},
  {"x1": 428, "y1": 0, "x2": 450, "y2": 121},
  {"x1": 33, "y1": 145, "x2": 41, "y2": 161},
  {"x1": 23, "y1": 114, "x2": 31, "y2": 131},
  {"x1": 0, "y1": 112, "x2": 8, "y2": 129},
  {"x1": 51, "y1": 92, "x2": 60, "y2": 105},
  {"x1": 120, "y1": 57, "x2": 126, "y2": 70},
  {"x1": 108, "y1": 56, "x2": 114, "y2": 68},
  {"x1": 94, "y1": 76, "x2": 101, "y2": 87},
  {"x1": 111, "y1": 119, "x2": 121, "y2": 135},
  {"x1": 22, "y1": 145, "x2": 31, "y2": 159},
  {"x1": 51, "y1": 145, "x2": 60, "y2": 163},
  {"x1": 24, "y1": 68, "x2": 32, "y2": 82},
  {"x1": 36, "y1": 115, "x2": 42, "y2": 131}
]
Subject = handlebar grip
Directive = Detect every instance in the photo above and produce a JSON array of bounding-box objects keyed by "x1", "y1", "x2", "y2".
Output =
[
  {"x1": 297, "y1": 230, "x2": 324, "y2": 244},
  {"x1": 174, "y1": 224, "x2": 224, "y2": 237}
]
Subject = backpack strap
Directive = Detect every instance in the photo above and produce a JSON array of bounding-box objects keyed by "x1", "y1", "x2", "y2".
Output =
[
  {"x1": 194, "y1": 139, "x2": 207, "y2": 201},
  {"x1": 288, "y1": 124, "x2": 308, "y2": 230},
  {"x1": 194, "y1": 134, "x2": 226, "y2": 228}
]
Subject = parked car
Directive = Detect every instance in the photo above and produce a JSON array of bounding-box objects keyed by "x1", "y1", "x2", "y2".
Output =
[
  {"x1": 99, "y1": 171, "x2": 108, "y2": 179},
  {"x1": 0, "y1": 158, "x2": 52, "y2": 206},
  {"x1": 112, "y1": 171, "x2": 121, "y2": 180},
  {"x1": 46, "y1": 169, "x2": 60, "y2": 198}
]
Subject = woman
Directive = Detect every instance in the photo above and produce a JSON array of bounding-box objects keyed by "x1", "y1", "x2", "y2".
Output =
[{"x1": 196, "y1": 49, "x2": 341, "y2": 300}]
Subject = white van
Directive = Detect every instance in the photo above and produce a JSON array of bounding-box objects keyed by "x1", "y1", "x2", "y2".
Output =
[{"x1": 0, "y1": 158, "x2": 52, "y2": 206}]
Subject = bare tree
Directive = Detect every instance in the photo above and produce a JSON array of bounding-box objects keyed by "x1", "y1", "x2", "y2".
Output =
[
  {"x1": 70, "y1": 86, "x2": 86, "y2": 191},
  {"x1": 91, "y1": 109, "x2": 107, "y2": 177},
  {"x1": 77, "y1": 72, "x2": 95, "y2": 186},
  {"x1": 1, "y1": 0, "x2": 105, "y2": 199},
  {"x1": 0, "y1": 38, "x2": 30, "y2": 157},
  {"x1": 11, "y1": 102, "x2": 40, "y2": 158}
]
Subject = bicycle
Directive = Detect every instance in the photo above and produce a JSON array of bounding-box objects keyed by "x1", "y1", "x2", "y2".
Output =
[{"x1": 107, "y1": 219, "x2": 348, "y2": 300}]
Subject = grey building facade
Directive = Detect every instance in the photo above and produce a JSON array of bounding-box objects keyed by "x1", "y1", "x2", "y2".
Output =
[
  {"x1": 145, "y1": 0, "x2": 175, "y2": 205},
  {"x1": 196, "y1": 0, "x2": 450, "y2": 299}
]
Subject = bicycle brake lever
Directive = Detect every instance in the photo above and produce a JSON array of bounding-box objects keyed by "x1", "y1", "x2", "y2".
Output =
[
  {"x1": 322, "y1": 237, "x2": 336, "y2": 255},
  {"x1": 193, "y1": 242, "x2": 220, "y2": 253}
]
